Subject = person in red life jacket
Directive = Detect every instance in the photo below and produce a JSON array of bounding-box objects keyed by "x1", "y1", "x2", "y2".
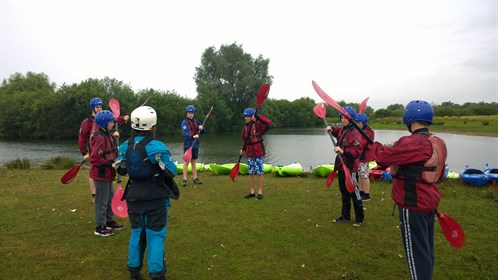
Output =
[
  {"x1": 354, "y1": 113, "x2": 375, "y2": 201},
  {"x1": 326, "y1": 106, "x2": 366, "y2": 226},
  {"x1": 240, "y1": 108, "x2": 271, "y2": 199},
  {"x1": 180, "y1": 105, "x2": 205, "y2": 186},
  {"x1": 78, "y1": 97, "x2": 128, "y2": 202},
  {"x1": 366, "y1": 100, "x2": 447, "y2": 280},
  {"x1": 89, "y1": 110, "x2": 124, "y2": 237}
]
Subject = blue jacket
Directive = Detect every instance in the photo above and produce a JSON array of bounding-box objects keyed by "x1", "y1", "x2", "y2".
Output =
[{"x1": 181, "y1": 118, "x2": 205, "y2": 149}]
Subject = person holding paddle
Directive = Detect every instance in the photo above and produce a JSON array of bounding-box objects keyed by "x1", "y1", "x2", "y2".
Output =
[
  {"x1": 365, "y1": 100, "x2": 447, "y2": 280},
  {"x1": 79, "y1": 97, "x2": 128, "y2": 202},
  {"x1": 117, "y1": 105, "x2": 178, "y2": 280},
  {"x1": 240, "y1": 108, "x2": 271, "y2": 199},
  {"x1": 89, "y1": 110, "x2": 124, "y2": 237},
  {"x1": 180, "y1": 105, "x2": 205, "y2": 186},
  {"x1": 326, "y1": 106, "x2": 366, "y2": 226},
  {"x1": 354, "y1": 113, "x2": 375, "y2": 201}
]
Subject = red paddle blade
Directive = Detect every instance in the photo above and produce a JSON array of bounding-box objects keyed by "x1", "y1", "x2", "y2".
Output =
[
  {"x1": 312, "y1": 81, "x2": 352, "y2": 121},
  {"x1": 183, "y1": 148, "x2": 193, "y2": 163},
  {"x1": 229, "y1": 163, "x2": 241, "y2": 182},
  {"x1": 359, "y1": 97, "x2": 370, "y2": 113},
  {"x1": 326, "y1": 171, "x2": 336, "y2": 189},
  {"x1": 112, "y1": 184, "x2": 128, "y2": 218},
  {"x1": 436, "y1": 211, "x2": 465, "y2": 248},
  {"x1": 256, "y1": 84, "x2": 270, "y2": 108},
  {"x1": 109, "y1": 98, "x2": 121, "y2": 119},
  {"x1": 313, "y1": 103, "x2": 327, "y2": 119},
  {"x1": 60, "y1": 161, "x2": 85, "y2": 184},
  {"x1": 343, "y1": 166, "x2": 356, "y2": 193}
]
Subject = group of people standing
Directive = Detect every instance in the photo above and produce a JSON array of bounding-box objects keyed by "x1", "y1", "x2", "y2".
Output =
[{"x1": 78, "y1": 96, "x2": 446, "y2": 280}]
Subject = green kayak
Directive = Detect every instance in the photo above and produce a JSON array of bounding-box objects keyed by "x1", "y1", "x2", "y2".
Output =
[
  {"x1": 176, "y1": 162, "x2": 205, "y2": 175},
  {"x1": 273, "y1": 163, "x2": 303, "y2": 177},
  {"x1": 209, "y1": 163, "x2": 235, "y2": 175},
  {"x1": 312, "y1": 164, "x2": 335, "y2": 178}
]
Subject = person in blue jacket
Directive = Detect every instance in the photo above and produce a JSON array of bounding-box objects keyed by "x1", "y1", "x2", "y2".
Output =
[
  {"x1": 180, "y1": 105, "x2": 205, "y2": 186},
  {"x1": 117, "y1": 106, "x2": 178, "y2": 280}
]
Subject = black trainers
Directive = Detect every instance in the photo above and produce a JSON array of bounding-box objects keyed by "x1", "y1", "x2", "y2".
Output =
[
  {"x1": 257, "y1": 194, "x2": 264, "y2": 200},
  {"x1": 244, "y1": 193, "x2": 256, "y2": 198},
  {"x1": 193, "y1": 178, "x2": 203, "y2": 184},
  {"x1": 333, "y1": 216, "x2": 350, "y2": 223},
  {"x1": 106, "y1": 221, "x2": 125, "y2": 230},
  {"x1": 181, "y1": 179, "x2": 187, "y2": 186},
  {"x1": 94, "y1": 225, "x2": 114, "y2": 236},
  {"x1": 362, "y1": 193, "x2": 371, "y2": 201}
]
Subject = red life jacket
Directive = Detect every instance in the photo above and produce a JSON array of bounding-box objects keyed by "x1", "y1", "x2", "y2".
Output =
[
  {"x1": 390, "y1": 132, "x2": 447, "y2": 183},
  {"x1": 186, "y1": 118, "x2": 199, "y2": 136}
]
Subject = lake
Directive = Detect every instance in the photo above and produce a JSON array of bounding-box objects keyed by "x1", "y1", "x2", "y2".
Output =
[{"x1": 0, "y1": 129, "x2": 497, "y2": 172}]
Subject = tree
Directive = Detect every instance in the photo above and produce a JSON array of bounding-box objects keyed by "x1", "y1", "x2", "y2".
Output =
[{"x1": 194, "y1": 42, "x2": 273, "y2": 132}]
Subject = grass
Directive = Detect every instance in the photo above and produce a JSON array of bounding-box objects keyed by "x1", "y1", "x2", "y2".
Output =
[{"x1": 1, "y1": 169, "x2": 497, "y2": 280}]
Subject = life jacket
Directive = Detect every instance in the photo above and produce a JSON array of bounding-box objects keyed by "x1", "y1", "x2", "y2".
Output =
[
  {"x1": 126, "y1": 136, "x2": 157, "y2": 180},
  {"x1": 390, "y1": 132, "x2": 447, "y2": 183},
  {"x1": 186, "y1": 118, "x2": 199, "y2": 136},
  {"x1": 92, "y1": 130, "x2": 116, "y2": 161},
  {"x1": 123, "y1": 136, "x2": 180, "y2": 201},
  {"x1": 245, "y1": 122, "x2": 263, "y2": 145}
]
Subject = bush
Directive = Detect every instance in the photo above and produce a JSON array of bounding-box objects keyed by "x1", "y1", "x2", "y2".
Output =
[
  {"x1": 482, "y1": 121, "x2": 489, "y2": 126},
  {"x1": 40, "y1": 156, "x2": 76, "y2": 170},
  {"x1": 4, "y1": 158, "x2": 31, "y2": 169}
]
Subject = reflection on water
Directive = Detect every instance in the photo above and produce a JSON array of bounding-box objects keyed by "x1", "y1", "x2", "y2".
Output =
[{"x1": 0, "y1": 129, "x2": 497, "y2": 172}]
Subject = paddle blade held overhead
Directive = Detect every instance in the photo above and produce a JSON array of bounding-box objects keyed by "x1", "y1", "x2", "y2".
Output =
[
  {"x1": 256, "y1": 84, "x2": 271, "y2": 108},
  {"x1": 359, "y1": 97, "x2": 370, "y2": 113},
  {"x1": 109, "y1": 98, "x2": 121, "y2": 119},
  {"x1": 313, "y1": 102, "x2": 327, "y2": 119},
  {"x1": 60, "y1": 160, "x2": 85, "y2": 184},
  {"x1": 436, "y1": 211, "x2": 465, "y2": 248},
  {"x1": 112, "y1": 183, "x2": 128, "y2": 218}
]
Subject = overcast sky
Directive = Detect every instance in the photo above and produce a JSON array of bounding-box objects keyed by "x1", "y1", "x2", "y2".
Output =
[{"x1": 1, "y1": 0, "x2": 496, "y2": 110}]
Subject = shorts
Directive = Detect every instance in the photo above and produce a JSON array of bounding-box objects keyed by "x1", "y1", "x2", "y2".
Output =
[
  {"x1": 247, "y1": 157, "x2": 264, "y2": 175},
  {"x1": 358, "y1": 162, "x2": 370, "y2": 179},
  {"x1": 183, "y1": 148, "x2": 199, "y2": 160}
]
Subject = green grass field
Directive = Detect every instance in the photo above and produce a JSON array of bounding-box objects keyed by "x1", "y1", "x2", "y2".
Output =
[{"x1": 1, "y1": 169, "x2": 497, "y2": 280}]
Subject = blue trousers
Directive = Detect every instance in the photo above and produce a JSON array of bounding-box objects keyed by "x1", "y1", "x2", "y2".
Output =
[
  {"x1": 127, "y1": 198, "x2": 169, "y2": 279},
  {"x1": 399, "y1": 207, "x2": 435, "y2": 280}
]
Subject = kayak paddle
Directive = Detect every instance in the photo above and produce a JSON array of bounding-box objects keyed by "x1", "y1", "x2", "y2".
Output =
[
  {"x1": 109, "y1": 98, "x2": 128, "y2": 218},
  {"x1": 359, "y1": 97, "x2": 370, "y2": 113},
  {"x1": 436, "y1": 210, "x2": 465, "y2": 248},
  {"x1": 230, "y1": 83, "x2": 270, "y2": 182},
  {"x1": 183, "y1": 106, "x2": 214, "y2": 163},
  {"x1": 60, "y1": 160, "x2": 85, "y2": 184},
  {"x1": 312, "y1": 80, "x2": 373, "y2": 144},
  {"x1": 313, "y1": 103, "x2": 355, "y2": 192}
]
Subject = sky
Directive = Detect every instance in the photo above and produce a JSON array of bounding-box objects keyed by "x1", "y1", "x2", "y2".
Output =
[{"x1": 1, "y1": 0, "x2": 497, "y2": 110}]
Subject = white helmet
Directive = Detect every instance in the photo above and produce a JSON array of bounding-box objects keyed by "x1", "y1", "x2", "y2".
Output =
[{"x1": 131, "y1": 106, "x2": 157, "y2": 131}]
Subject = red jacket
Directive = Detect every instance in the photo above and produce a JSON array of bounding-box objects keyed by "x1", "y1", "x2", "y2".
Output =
[
  {"x1": 89, "y1": 128, "x2": 117, "y2": 182},
  {"x1": 241, "y1": 114, "x2": 271, "y2": 158},
  {"x1": 368, "y1": 128, "x2": 440, "y2": 212},
  {"x1": 78, "y1": 116, "x2": 96, "y2": 155},
  {"x1": 359, "y1": 126, "x2": 375, "y2": 163},
  {"x1": 331, "y1": 125, "x2": 366, "y2": 172},
  {"x1": 78, "y1": 115, "x2": 126, "y2": 155}
]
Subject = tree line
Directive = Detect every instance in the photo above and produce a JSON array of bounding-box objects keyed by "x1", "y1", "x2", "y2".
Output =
[{"x1": 1, "y1": 43, "x2": 496, "y2": 140}]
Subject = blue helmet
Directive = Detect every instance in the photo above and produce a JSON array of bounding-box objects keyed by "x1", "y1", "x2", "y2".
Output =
[
  {"x1": 90, "y1": 97, "x2": 103, "y2": 111},
  {"x1": 354, "y1": 113, "x2": 368, "y2": 125},
  {"x1": 95, "y1": 110, "x2": 115, "y2": 129},
  {"x1": 339, "y1": 106, "x2": 357, "y2": 120},
  {"x1": 402, "y1": 100, "x2": 433, "y2": 126},
  {"x1": 186, "y1": 105, "x2": 196, "y2": 113},
  {"x1": 244, "y1": 108, "x2": 256, "y2": 117}
]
